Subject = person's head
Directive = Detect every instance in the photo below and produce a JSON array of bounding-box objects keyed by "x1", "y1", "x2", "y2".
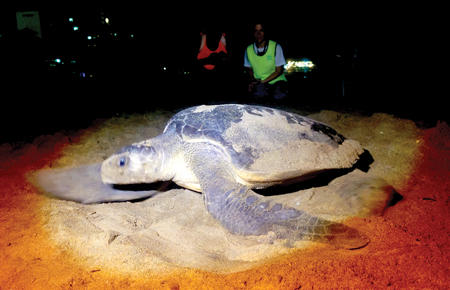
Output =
[{"x1": 254, "y1": 23, "x2": 265, "y2": 44}]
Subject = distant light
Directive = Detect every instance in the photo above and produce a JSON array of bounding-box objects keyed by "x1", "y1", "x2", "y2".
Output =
[
  {"x1": 105, "y1": 18, "x2": 109, "y2": 24},
  {"x1": 114, "y1": 33, "x2": 117, "y2": 36},
  {"x1": 284, "y1": 58, "x2": 316, "y2": 75},
  {"x1": 73, "y1": 26, "x2": 79, "y2": 31},
  {"x1": 70, "y1": 60, "x2": 76, "y2": 63},
  {"x1": 55, "y1": 58, "x2": 61, "y2": 63},
  {"x1": 131, "y1": 34, "x2": 134, "y2": 38},
  {"x1": 284, "y1": 60, "x2": 314, "y2": 69},
  {"x1": 164, "y1": 67, "x2": 166, "y2": 70},
  {"x1": 69, "y1": 18, "x2": 73, "y2": 22},
  {"x1": 87, "y1": 36, "x2": 92, "y2": 40}
]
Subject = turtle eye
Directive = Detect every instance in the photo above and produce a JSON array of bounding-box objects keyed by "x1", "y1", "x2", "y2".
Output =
[{"x1": 119, "y1": 157, "x2": 126, "y2": 167}]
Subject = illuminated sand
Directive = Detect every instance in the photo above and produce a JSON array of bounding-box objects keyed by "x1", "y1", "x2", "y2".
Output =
[{"x1": 1, "y1": 107, "x2": 449, "y2": 289}]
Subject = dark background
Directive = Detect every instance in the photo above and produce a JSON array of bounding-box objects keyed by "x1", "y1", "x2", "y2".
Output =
[{"x1": 0, "y1": 4, "x2": 433, "y2": 144}]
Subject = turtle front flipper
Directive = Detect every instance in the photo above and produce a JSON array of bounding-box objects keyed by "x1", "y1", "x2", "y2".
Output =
[
  {"x1": 31, "y1": 163, "x2": 170, "y2": 204},
  {"x1": 192, "y1": 147, "x2": 370, "y2": 249}
]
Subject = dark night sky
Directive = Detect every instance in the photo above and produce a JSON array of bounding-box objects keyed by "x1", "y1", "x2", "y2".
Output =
[
  {"x1": 7, "y1": 2, "x2": 380, "y2": 51},
  {"x1": 3, "y1": 3, "x2": 405, "y2": 93},
  {"x1": 3, "y1": 2, "x2": 395, "y2": 71},
  {"x1": 3, "y1": 2, "x2": 434, "y2": 145},
  {"x1": 3, "y1": 3, "x2": 391, "y2": 82}
]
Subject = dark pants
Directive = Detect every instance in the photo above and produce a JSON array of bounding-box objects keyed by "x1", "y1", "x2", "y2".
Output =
[{"x1": 251, "y1": 81, "x2": 289, "y2": 100}]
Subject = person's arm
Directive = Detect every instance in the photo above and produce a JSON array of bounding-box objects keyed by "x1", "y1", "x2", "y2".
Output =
[
  {"x1": 259, "y1": 43, "x2": 286, "y2": 83},
  {"x1": 260, "y1": 66, "x2": 284, "y2": 84},
  {"x1": 247, "y1": 67, "x2": 256, "y2": 81},
  {"x1": 247, "y1": 67, "x2": 260, "y2": 92}
]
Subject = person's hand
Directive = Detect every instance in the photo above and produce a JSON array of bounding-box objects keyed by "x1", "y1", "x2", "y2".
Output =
[{"x1": 248, "y1": 79, "x2": 261, "y2": 92}]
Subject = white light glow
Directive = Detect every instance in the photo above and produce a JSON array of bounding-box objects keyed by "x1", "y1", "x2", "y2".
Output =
[
  {"x1": 284, "y1": 60, "x2": 314, "y2": 70},
  {"x1": 283, "y1": 58, "x2": 316, "y2": 75}
]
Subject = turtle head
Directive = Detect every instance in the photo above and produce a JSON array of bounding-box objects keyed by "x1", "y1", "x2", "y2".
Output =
[{"x1": 101, "y1": 144, "x2": 163, "y2": 185}]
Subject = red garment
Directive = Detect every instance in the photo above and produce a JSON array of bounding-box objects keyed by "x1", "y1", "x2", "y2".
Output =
[{"x1": 197, "y1": 33, "x2": 227, "y2": 70}]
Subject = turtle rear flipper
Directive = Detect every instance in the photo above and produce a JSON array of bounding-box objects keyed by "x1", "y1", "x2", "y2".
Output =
[{"x1": 192, "y1": 146, "x2": 370, "y2": 249}]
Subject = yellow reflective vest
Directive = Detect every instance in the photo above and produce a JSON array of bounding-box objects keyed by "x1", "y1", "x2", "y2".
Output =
[{"x1": 247, "y1": 40, "x2": 287, "y2": 84}]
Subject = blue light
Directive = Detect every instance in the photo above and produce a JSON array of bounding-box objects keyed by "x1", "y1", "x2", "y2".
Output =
[
  {"x1": 69, "y1": 18, "x2": 73, "y2": 22},
  {"x1": 73, "y1": 26, "x2": 79, "y2": 31}
]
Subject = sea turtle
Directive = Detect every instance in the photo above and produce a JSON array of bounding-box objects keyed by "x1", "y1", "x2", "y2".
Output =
[{"x1": 98, "y1": 104, "x2": 392, "y2": 249}]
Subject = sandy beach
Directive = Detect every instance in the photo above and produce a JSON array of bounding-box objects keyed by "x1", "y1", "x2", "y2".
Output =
[{"x1": 1, "y1": 95, "x2": 449, "y2": 289}]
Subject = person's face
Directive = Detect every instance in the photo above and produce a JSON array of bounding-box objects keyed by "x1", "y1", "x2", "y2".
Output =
[{"x1": 254, "y1": 24, "x2": 265, "y2": 43}]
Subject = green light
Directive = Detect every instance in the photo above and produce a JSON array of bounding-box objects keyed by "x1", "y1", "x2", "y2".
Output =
[
  {"x1": 69, "y1": 18, "x2": 73, "y2": 22},
  {"x1": 73, "y1": 26, "x2": 79, "y2": 31}
]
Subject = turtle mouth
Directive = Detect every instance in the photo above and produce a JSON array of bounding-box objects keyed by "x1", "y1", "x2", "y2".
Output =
[
  {"x1": 101, "y1": 176, "x2": 116, "y2": 185},
  {"x1": 100, "y1": 162, "x2": 119, "y2": 185},
  {"x1": 100, "y1": 168, "x2": 119, "y2": 184}
]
